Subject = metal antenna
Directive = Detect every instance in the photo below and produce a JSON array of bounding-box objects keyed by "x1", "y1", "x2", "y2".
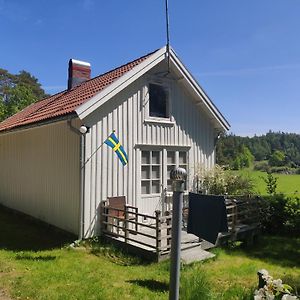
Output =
[{"x1": 165, "y1": 0, "x2": 171, "y2": 73}]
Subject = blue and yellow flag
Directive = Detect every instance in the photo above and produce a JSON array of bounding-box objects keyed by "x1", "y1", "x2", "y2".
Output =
[{"x1": 104, "y1": 132, "x2": 128, "y2": 166}]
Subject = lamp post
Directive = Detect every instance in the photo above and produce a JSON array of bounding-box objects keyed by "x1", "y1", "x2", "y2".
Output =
[{"x1": 169, "y1": 167, "x2": 187, "y2": 300}]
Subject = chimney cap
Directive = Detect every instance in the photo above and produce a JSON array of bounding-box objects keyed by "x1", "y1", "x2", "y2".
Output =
[{"x1": 69, "y1": 59, "x2": 91, "y2": 67}]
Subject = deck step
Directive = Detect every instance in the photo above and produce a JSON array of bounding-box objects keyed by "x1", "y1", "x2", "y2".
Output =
[{"x1": 181, "y1": 246, "x2": 215, "y2": 264}]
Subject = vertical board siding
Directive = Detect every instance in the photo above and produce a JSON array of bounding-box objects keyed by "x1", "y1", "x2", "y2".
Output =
[
  {"x1": 0, "y1": 121, "x2": 80, "y2": 234},
  {"x1": 83, "y1": 68, "x2": 216, "y2": 236}
]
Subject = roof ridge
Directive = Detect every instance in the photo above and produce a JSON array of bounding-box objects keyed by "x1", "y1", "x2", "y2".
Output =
[
  {"x1": 67, "y1": 48, "x2": 159, "y2": 91},
  {"x1": 27, "y1": 49, "x2": 160, "y2": 119},
  {"x1": 0, "y1": 48, "x2": 160, "y2": 132}
]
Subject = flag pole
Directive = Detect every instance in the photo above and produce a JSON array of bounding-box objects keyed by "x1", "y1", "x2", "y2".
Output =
[
  {"x1": 83, "y1": 130, "x2": 115, "y2": 166},
  {"x1": 165, "y1": 0, "x2": 171, "y2": 73}
]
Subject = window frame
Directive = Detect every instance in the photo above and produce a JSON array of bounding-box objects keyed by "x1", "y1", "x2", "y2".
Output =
[
  {"x1": 140, "y1": 148, "x2": 189, "y2": 196},
  {"x1": 143, "y1": 82, "x2": 174, "y2": 125},
  {"x1": 141, "y1": 150, "x2": 162, "y2": 196}
]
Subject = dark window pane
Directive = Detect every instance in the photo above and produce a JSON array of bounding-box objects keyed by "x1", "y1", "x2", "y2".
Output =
[
  {"x1": 167, "y1": 151, "x2": 175, "y2": 164},
  {"x1": 152, "y1": 151, "x2": 160, "y2": 164},
  {"x1": 149, "y1": 84, "x2": 168, "y2": 118},
  {"x1": 179, "y1": 152, "x2": 187, "y2": 164},
  {"x1": 152, "y1": 180, "x2": 160, "y2": 194},
  {"x1": 141, "y1": 166, "x2": 150, "y2": 179},
  {"x1": 141, "y1": 181, "x2": 151, "y2": 194},
  {"x1": 152, "y1": 166, "x2": 160, "y2": 179},
  {"x1": 142, "y1": 151, "x2": 150, "y2": 164}
]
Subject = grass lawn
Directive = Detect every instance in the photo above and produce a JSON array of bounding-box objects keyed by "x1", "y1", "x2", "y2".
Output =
[
  {"x1": 0, "y1": 206, "x2": 299, "y2": 300},
  {"x1": 235, "y1": 169, "x2": 300, "y2": 196}
]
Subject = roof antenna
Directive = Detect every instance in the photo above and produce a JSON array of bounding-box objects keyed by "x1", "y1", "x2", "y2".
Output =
[{"x1": 165, "y1": 0, "x2": 171, "y2": 73}]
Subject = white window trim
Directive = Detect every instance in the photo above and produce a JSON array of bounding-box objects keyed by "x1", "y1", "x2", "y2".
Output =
[
  {"x1": 141, "y1": 150, "x2": 162, "y2": 196},
  {"x1": 143, "y1": 82, "x2": 174, "y2": 125},
  {"x1": 140, "y1": 148, "x2": 189, "y2": 197}
]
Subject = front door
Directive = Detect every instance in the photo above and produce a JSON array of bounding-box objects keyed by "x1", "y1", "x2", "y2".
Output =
[{"x1": 139, "y1": 148, "x2": 188, "y2": 216}]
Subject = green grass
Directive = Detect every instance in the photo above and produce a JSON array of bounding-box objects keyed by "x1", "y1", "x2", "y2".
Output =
[
  {"x1": 0, "y1": 206, "x2": 299, "y2": 300},
  {"x1": 235, "y1": 169, "x2": 300, "y2": 195}
]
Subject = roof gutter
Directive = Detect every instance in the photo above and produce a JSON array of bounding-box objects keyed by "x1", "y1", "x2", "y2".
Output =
[{"x1": 0, "y1": 113, "x2": 77, "y2": 136}]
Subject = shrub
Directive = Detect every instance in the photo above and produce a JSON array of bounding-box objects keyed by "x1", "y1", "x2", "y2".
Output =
[
  {"x1": 260, "y1": 194, "x2": 300, "y2": 236},
  {"x1": 262, "y1": 172, "x2": 278, "y2": 195},
  {"x1": 254, "y1": 161, "x2": 270, "y2": 172},
  {"x1": 269, "y1": 166, "x2": 294, "y2": 174},
  {"x1": 194, "y1": 164, "x2": 254, "y2": 196},
  {"x1": 284, "y1": 197, "x2": 300, "y2": 233}
]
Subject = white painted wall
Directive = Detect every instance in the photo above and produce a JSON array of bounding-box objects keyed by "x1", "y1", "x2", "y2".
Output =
[
  {"x1": 0, "y1": 120, "x2": 81, "y2": 234},
  {"x1": 82, "y1": 61, "x2": 216, "y2": 237}
]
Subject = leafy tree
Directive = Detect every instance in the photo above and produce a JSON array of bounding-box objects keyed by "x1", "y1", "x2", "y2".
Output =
[
  {"x1": 0, "y1": 68, "x2": 48, "y2": 121},
  {"x1": 230, "y1": 145, "x2": 254, "y2": 170},
  {"x1": 262, "y1": 172, "x2": 278, "y2": 195},
  {"x1": 217, "y1": 131, "x2": 300, "y2": 169},
  {"x1": 268, "y1": 150, "x2": 285, "y2": 167}
]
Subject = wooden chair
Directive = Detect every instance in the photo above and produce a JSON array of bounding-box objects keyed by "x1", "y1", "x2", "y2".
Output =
[{"x1": 107, "y1": 196, "x2": 138, "y2": 234}]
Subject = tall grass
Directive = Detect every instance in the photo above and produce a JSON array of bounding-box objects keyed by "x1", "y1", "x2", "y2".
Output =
[{"x1": 180, "y1": 266, "x2": 214, "y2": 299}]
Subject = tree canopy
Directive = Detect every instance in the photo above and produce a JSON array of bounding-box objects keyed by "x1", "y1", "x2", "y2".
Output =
[
  {"x1": 0, "y1": 68, "x2": 48, "y2": 122},
  {"x1": 217, "y1": 131, "x2": 300, "y2": 169}
]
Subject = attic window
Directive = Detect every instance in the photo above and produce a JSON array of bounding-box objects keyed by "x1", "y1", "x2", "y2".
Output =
[{"x1": 149, "y1": 83, "x2": 169, "y2": 118}]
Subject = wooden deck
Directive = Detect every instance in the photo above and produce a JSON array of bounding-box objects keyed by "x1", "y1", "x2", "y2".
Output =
[{"x1": 100, "y1": 196, "x2": 262, "y2": 261}]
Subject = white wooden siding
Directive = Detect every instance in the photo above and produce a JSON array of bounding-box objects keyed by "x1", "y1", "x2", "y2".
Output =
[
  {"x1": 0, "y1": 120, "x2": 80, "y2": 234},
  {"x1": 82, "y1": 62, "x2": 216, "y2": 237}
]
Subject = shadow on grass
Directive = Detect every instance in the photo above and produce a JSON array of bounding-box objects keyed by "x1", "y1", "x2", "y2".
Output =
[
  {"x1": 87, "y1": 237, "x2": 153, "y2": 266},
  {"x1": 222, "y1": 235, "x2": 300, "y2": 268},
  {"x1": 127, "y1": 279, "x2": 169, "y2": 292},
  {"x1": 15, "y1": 254, "x2": 56, "y2": 261},
  {"x1": 0, "y1": 205, "x2": 75, "y2": 251}
]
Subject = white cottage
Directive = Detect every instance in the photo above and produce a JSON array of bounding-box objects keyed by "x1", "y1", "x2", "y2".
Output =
[{"x1": 0, "y1": 46, "x2": 229, "y2": 238}]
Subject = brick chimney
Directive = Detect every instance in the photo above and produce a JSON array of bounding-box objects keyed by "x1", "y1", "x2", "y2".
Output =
[{"x1": 68, "y1": 59, "x2": 91, "y2": 90}]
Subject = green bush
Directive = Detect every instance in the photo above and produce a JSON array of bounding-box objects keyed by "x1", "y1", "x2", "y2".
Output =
[
  {"x1": 254, "y1": 161, "x2": 270, "y2": 172},
  {"x1": 194, "y1": 165, "x2": 254, "y2": 196},
  {"x1": 260, "y1": 194, "x2": 300, "y2": 236},
  {"x1": 284, "y1": 197, "x2": 300, "y2": 233},
  {"x1": 269, "y1": 166, "x2": 295, "y2": 174},
  {"x1": 262, "y1": 172, "x2": 278, "y2": 195}
]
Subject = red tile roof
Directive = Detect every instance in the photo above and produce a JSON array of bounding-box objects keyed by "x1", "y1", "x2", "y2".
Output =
[{"x1": 0, "y1": 50, "x2": 157, "y2": 132}]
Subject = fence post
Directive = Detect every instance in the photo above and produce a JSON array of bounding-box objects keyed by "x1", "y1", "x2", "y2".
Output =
[
  {"x1": 156, "y1": 210, "x2": 161, "y2": 258},
  {"x1": 125, "y1": 206, "x2": 129, "y2": 244},
  {"x1": 135, "y1": 207, "x2": 138, "y2": 232},
  {"x1": 233, "y1": 201, "x2": 237, "y2": 231},
  {"x1": 166, "y1": 211, "x2": 172, "y2": 249},
  {"x1": 100, "y1": 201, "x2": 106, "y2": 235}
]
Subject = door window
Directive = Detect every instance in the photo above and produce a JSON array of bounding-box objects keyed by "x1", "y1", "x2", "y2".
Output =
[
  {"x1": 141, "y1": 151, "x2": 161, "y2": 195},
  {"x1": 141, "y1": 149, "x2": 188, "y2": 195}
]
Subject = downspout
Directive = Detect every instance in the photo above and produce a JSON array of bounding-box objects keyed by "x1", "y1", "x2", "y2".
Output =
[
  {"x1": 68, "y1": 118, "x2": 88, "y2": 240},
  {"x1": 79, "y1": 132, "x2": 86, "y2": 240}
]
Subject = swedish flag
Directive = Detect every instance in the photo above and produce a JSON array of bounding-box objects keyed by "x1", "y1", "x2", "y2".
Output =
[{"x1": 104, "y1": 132, "x2": 128, "y2": 166}]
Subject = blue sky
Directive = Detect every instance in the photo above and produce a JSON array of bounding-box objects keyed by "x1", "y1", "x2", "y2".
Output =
[{"x1": 1, "y1": 0, "x2": 300, "y2": 136}]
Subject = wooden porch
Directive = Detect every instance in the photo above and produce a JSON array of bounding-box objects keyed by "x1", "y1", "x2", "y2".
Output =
[{"x1": 100, "y1": 196, "x2": 262, "y2": 262}]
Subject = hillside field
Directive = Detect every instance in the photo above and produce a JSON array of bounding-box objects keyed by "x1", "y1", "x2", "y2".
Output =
[{"x1": 236, "y1": 169, "x2": 300, "y2": 196}]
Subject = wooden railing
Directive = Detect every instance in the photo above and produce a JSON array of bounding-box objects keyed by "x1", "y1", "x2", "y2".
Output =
[
  {"x1": 225, "y1": 196, "x2": 262, "y2": 232},
  {"x1": 100, "y1": 196, "x2": 262, "y2": 259},
  {"x1": 100, "y1": 201, "x2": 172, "y2": 258}
]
